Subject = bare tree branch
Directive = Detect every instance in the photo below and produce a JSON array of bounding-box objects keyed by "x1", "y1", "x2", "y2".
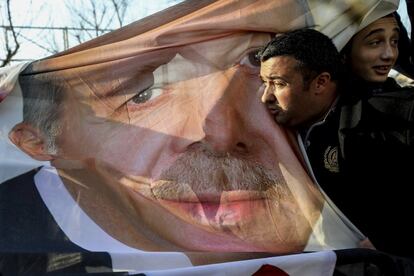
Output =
[
  {"x1": 1, "y1": 0, "x2": 144, "y2": 62},
  {"x1": 19, "y1": 33, "x2": 56, "y2": 55},
  {"x1": 1, "y1": 0, "x2": 20, "y2": 67},
  {"x1": 64, "y1": 0, "x2": 127, "y2": 44},
  {"x1": 111, "y1": 0, "x2": 128, "y2": 27}
]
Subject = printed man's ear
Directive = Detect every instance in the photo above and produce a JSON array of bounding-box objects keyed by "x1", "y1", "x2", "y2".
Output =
[{"x1": 8, "y1": 123, "x2": 54, "y2": 161}]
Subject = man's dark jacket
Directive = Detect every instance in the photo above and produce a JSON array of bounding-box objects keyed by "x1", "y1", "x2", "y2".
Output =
[{"x1": 303, "y1": 78, "x2": 414, "y2": 259}]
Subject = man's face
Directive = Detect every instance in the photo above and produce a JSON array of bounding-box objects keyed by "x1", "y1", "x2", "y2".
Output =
[
  {"x1": 53, "y1": 33, "x2": 322, "y2": 252},
  {"x1": 260, "y1": 56, "x2": 315, "y2": 127},
  {"x1": 350, "y1": 16, "x2": 399, "y2": 83}
]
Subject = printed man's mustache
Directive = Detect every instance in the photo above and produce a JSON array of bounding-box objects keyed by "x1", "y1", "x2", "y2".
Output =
[{"x1": 152, "y1": 144, "x2": 289, "y2": 202}]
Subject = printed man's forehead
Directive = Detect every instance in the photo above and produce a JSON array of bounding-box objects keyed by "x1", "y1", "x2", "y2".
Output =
[
  {"x1": 178, "y1": 33, "x2": 271, "y2": 68},
  {"x1": 66, "y1": 32, "x2": 270, "y2": 100}
]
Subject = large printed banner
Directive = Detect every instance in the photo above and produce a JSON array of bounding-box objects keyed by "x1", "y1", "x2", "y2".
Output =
[{"x1": 0, "y1": 0, "x2": 400, "y2": 274}]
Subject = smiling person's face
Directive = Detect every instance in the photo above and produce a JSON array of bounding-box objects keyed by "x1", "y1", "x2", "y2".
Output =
[
  {"x1": 19, "y1": 33, "x2": 323, "y2": 253},
  {"x1": 349, "y1": 16, "x2": 400, "y2": 82}
]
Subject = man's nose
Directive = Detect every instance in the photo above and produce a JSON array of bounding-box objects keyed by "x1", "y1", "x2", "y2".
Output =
[
  {"x1": 381, "y1": 43, "x2": 398, "y2": 60},
  {"x1": 261, "y1": 85, "x2": 275, "y2": 103}
]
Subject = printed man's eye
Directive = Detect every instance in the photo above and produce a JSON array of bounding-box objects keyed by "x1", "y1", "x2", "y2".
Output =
[
  {"x1": 130, "y1": 87, "x2": 163, "y2": 104},
  {"x1": 240, "y1": 50, "x2": 261, "y2": 69}
]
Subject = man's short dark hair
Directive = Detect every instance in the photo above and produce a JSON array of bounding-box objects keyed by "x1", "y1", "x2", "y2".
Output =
[{"x1": 257, "y1": 29, "x2": 342, "y2": 87}]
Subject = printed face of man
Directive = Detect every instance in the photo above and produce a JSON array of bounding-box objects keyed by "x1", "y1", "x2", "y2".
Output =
[
  {"x1": 350, "y1": 16, "x2": 400, "y2": 83},
  {"x1": 42, "y1": 33, "x2": 323, "y2": 252}
]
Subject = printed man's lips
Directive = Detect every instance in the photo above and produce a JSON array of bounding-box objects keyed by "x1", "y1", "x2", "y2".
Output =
[
  {"x1": 159, "y1": 190, "x2": 269, "y2": 225},
  {"x1": 157, "y1": 190, "x2": 267, "y2": 203}
]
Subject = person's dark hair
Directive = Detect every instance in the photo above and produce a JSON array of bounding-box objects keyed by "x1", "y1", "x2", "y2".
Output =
[
  {"x1": 18, "y1": 72, "x2": 66, "y2": 154},
  {"x1": 393, "y1": 12, "x2": 414, "y2": 79},
  {"x1": 256, "y1": 28, "x2": 342, "y2": 87}
]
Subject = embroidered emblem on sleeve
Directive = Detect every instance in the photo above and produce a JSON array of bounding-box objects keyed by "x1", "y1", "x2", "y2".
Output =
[{"x1": 324, "y1": 146, "x2": 339, "y2": 173}]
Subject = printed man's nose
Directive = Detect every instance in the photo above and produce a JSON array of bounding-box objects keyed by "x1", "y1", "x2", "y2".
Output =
[{"x1": 202, "y1": 106, "x2": 249, "y2": 155}]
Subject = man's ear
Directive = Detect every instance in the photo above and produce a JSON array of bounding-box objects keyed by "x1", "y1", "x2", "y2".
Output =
[
  {"x1": 312, "y1": 72, "x2": 332, "y2": 94},
  {"x1": 8, "y1": 123, "x2": 54, "y2": 161}
]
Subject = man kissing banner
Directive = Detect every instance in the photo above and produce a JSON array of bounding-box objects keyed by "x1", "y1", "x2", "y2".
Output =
[{"x1": 0, "y1": 0, "x2": 403, "y2": 275}]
